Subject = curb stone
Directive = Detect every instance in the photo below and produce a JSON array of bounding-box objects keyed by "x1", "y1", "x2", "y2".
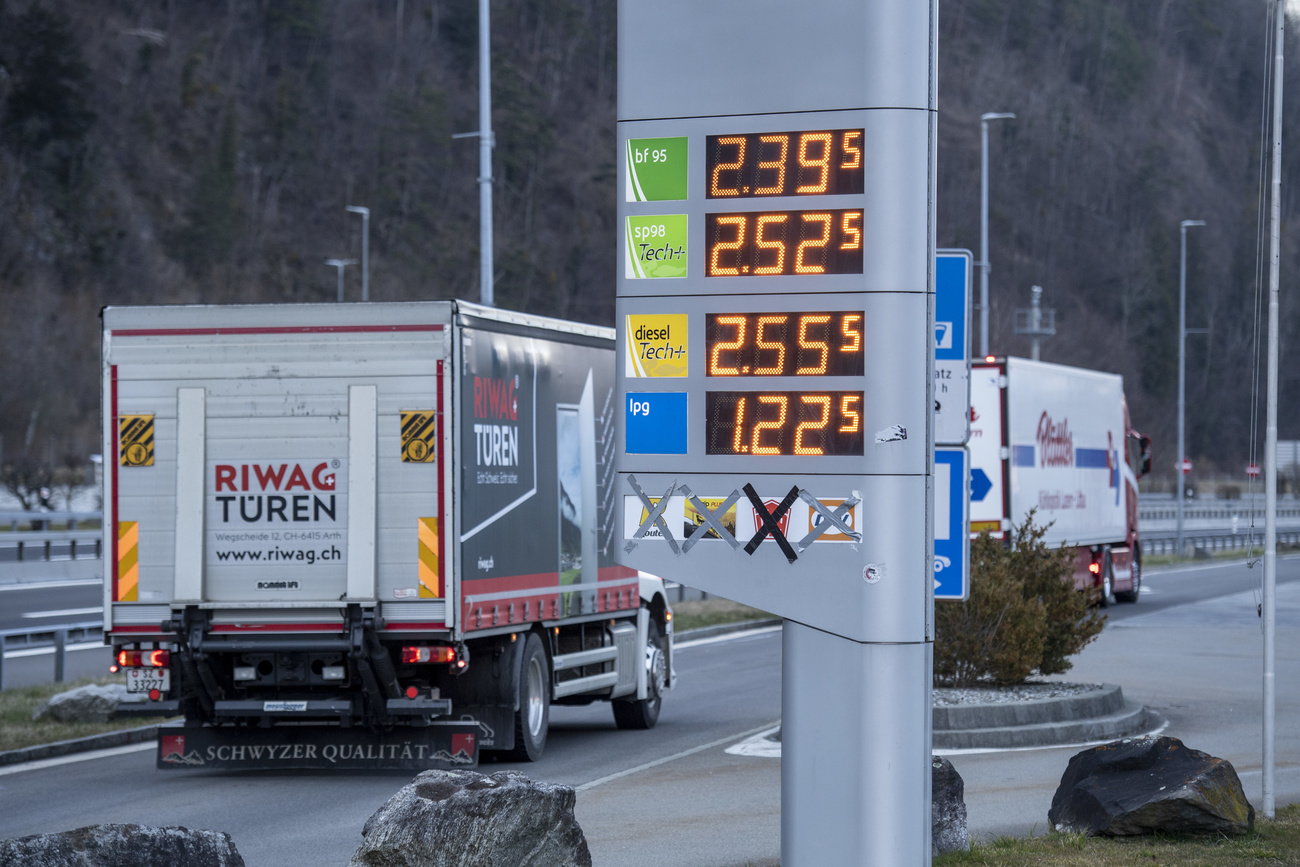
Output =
[{"x1": 0, "y1": 619, "x2": 782, "y2": 768}]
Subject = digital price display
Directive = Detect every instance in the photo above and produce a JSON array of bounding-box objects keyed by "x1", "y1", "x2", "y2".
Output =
[
  {"x1": 706, "y1": 312, "x2": 865, "y2": 377},
  {"x1": 706, "y1": 390, "x2": 865, "y2": 456},
  {"x1": 707, "y1": 130, "x2": 865, "y2": 198},
  {"x1": 706, "y1": 210, "x2": 863, "y2": 277}
]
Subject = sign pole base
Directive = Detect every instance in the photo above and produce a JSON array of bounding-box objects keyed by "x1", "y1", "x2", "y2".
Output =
[{"x1": 781, "y1": 619, "x2": 933, "y2": 865}]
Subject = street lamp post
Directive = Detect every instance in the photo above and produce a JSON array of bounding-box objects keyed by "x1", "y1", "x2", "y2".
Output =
[
  {"x1": 979, "y1": 111, "x2": 1015, "y2": 359},
  {"x1": 346, "y1": 206, "x2": 370, "y2": 301},
  {"x1": 325, "y1": 258, "x2": 357, "y2": 303},
  {"x1": 1177, "y1": 219, "x2": 1206, "y2": 557}
]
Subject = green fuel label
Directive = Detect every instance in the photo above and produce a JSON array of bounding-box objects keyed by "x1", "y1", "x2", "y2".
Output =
[
  {"x1": 625, "y1": 215, "x2": 687, "y2": 279},
  {"x1": 625, "y1": 137, "x2": 688, "y2": 202}
]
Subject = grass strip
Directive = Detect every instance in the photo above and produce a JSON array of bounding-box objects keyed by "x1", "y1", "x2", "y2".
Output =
[
  {"x1": 936, "y1": 803, "x2": 1300, "y2": 866},
  {"x1": 0, "y1": 675, "x2": 168, "y2": 753},
  {"x1": 672, "y1": 598, "x2": 773, "y2": 633}
]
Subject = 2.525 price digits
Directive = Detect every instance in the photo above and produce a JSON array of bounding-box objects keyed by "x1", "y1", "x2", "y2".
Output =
[
  {"x1": 706, "y1": 391, "x2": 865, "y2": 456},
  {"x1": 706, "y1": 210, "x2": 864, "y2": 277}
]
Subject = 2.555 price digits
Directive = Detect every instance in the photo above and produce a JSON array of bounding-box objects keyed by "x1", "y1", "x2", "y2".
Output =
[
  {"x1": 706, "y1": 391, "x2": 865, "y2": 456},
  {"x1": 706, "y1": 312, "x2": 864, "y2": 376},
  {"x1": 706, "y1": 210, "x2": 864, "y2": 277}
]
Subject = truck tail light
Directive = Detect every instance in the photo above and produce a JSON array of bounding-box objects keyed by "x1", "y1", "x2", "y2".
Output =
[
  {"x1": 401, "y1": 646, "x2": 456, "y2": 664},
  {"x1": 117, "y1": 649, "x2": 170, "y2": 668},
  {"x1": 1088, "y1": 563, "x2": 1101, "y2": 575}
]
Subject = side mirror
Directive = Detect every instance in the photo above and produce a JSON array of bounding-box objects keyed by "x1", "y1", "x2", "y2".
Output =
[{"x1": 1139, "y1": 436, "x2": 1152, "y2": 478}]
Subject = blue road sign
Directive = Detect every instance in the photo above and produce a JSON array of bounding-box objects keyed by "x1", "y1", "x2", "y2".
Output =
[
  {"x1": 934, "y1": 446, "x2": 970, "y2": 601},
  {"x1": 935, "y1": 250, "x2": 972, "y2": 445}
]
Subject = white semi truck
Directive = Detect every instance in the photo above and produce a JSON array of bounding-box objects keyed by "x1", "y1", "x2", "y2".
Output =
[
  {"x1": 969, "y1": 357, "x2": 1152, "y2": 605},
  {"x1": 101, "y1": 301, "x2": 673, "y2": 770}
]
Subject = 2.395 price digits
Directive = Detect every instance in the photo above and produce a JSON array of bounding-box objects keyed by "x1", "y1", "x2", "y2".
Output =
[{"x1": 706, "y1": 391, "x2": 865, "y2": 457}]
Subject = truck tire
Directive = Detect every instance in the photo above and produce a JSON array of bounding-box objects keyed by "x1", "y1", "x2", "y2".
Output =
[
  {"x1": 1098, "y1": 552, "x2": 1118, "y2": 608},
  {"x1": 1116, "y1": 551, "x2": 1141, "y2": 603},
  {"x1": 507, "y1": 633, "x2": 549, "y2": 761},
  {"x1": 612, "y1": 616, "x2": 665, "y2": 730}
]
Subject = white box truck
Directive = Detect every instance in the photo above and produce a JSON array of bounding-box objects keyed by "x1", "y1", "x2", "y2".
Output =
[
  {"x1": 102, "y1": 301, "x2": 674, "y2": 770},
  {"x1": 969, "y1": 357, "x2": 1152, "y2": 605}
]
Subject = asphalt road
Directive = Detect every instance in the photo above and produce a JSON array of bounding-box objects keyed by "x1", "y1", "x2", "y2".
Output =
[
  {"x1": 0, "y1": 579, "x2": 103, "y2": 632},
  {"x1": 0, "y1": 556, "x2": 1296, "y2": 865}
]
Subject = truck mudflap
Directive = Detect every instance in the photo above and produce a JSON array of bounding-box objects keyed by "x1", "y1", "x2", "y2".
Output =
[{"x1": 156, "y1": 719, "x2": 480, "y2": 771}]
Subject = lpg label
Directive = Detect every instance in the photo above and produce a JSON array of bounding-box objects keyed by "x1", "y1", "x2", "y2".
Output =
[
  {"x1": 625, "y1": 392, "x2": 687, "y2": 454},
  {"x1": 625, "y1": 314, "x2": 688, "y2": 378}
]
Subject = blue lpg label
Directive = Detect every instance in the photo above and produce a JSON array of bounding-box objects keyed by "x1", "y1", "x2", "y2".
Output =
[{"x1": 626, "y1": 393, "x2": 688, "y2": 455}]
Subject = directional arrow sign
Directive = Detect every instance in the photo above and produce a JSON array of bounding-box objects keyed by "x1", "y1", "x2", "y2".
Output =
[
  {"x1": 970, "y1": 467, "x2": 993, "y2": 502},
  {"x1": 934, "y1": 447, "x2": 970, "y2": 600}
]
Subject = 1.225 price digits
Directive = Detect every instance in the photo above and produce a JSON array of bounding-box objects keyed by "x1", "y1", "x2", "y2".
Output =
[
  {"x1": 706, "y1": 391, "x2": 865, "y2": 456},
  {"x1": 706, "y1": 210, "x2": 864, "y2": 277}
]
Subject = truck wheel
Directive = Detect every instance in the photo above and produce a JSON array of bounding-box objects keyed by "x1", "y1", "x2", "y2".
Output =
[
  {"x1": 1116, "y1": 552, "x2": 1141, "y2": 603},
  {"x1": 1099, "y1": 553, "x2": 1118, "y2": 607},
  {"x1": 612, "y1": 616, "x2": 665, "y2": 730},
  {"x1": 507, "y1": 633, "x2": 549, "y2": 761}
]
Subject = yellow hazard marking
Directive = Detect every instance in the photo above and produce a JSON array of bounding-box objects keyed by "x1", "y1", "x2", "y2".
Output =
[
  {"x1": 418, "y1": 517, "x2": 441, "y2": 598},
  {"x1": 117, "y1": 521, "x2": 139, "y2": 602},
  {"x1": 400, "y1": 411, "x2": 438, "y2": 463},
  {"x1": 119, "y1": 415, "x2": 155, "y2": 467}
]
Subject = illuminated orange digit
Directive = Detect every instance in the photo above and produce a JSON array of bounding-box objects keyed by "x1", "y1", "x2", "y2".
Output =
[
  {"x1": 754, "y1": 316, "x2": 788, "y2": 374},
  {"x1": 795, "y1": 213, "x2": 831, "y2": 274},
  {"x1": 711, "y1": 137, "x2": 746, "y2": 197},
  {"x1": 754, "y1": 135, "x2": 789, "y2": 195},
  {"x1": 840, "y1": 314, "x2": 863, "y2": 353},
  {"x1": 754, "y1": 214, "x2": 788, "y2": 275},
  {"x1": 796, "y1": 315, "x2": 831, "y2": 374},
  {"x1": 796, "y1": 133, "x2": 832, "y2": 194},
  {"x1": 710, "y1": 215, "x2": 746, "y2": 276},
  {"x1": 752, "y1": 395, "x2": 788, "y2": 455},
  {"x1": 795, "y1": 395, "x2": 831, "y2": 455},
  {"x1": 839, "y1": 394, "x2": 862, "y2": 433},
  {"x1": 732, "y1": 396, "x2": 747, "y2": 453},
  {"x1": 710, "y1": 315, "x2": 746, "y2": 375},
  {"x1": 841, "y1": 130, "x2": 862, "y2": 169},
  {"x1": 840, "y1": 211, "x2": 863, "y2": 250}
]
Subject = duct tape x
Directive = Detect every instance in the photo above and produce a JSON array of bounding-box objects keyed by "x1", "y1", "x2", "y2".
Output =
[
  {"x1": 678, "y1": 485, "x2": 742, "y2": 553},
  {"x1": 796, "y1": 490, "x2": 862, "y2": 552},
  {"x1": 624, "y1": 475, "x2": 680, "y2": 555},
  {"x1": 743, "y1": 484, "x2": 800, "y2": 563}
]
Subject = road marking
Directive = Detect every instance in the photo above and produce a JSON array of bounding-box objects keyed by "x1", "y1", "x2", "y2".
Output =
[
  {"x1": 21, "y1": 607, "x2": 103, "y2": 619},
  {"x1": 726, "y1": 725, "x2": 782, "y2": 758},
  {"x1": 0, "y1": 579, "x2": 102, "y2": 593},
  {"x1": 0, "y1": 741, "x2": 154, "y2": 777},
  {"x1": 675, "y1": 625, "x2": 781, "y2": 650},
  {"x1": 3, "y1": 641, "x2": 105, "y2": 660},
  {"x1": 576, "y1": 719, "x2": 780, "y2": 792}
]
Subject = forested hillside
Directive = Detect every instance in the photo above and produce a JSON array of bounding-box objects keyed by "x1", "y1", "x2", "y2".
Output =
[{"x1": 0, "y1": 0, "x2": 1297, "y2": 489}]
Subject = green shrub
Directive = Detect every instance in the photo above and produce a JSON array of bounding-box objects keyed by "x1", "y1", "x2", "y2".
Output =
[{"x1": 934, "y1": 513, "x2": 1105, "y2": 687}]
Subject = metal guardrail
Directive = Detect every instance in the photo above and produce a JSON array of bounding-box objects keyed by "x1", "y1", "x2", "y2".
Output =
[
  {"x1": 0, "y1": 620, "x2": 104, "y2": 691},
  {"x1": 0, "y1": 511, "x2": 104, "y2": 563}
]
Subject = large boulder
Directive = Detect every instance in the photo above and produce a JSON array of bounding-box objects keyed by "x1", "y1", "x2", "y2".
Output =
[
  {"x1": 32, "y1": 684, "x2": 141, "y2": 724},
  {"x1": 0, "y1": 823, "x2": 244, "y2": 866},
  {"x1": 349, "y1": 769, "x2": 591, "y2": 867},
  {"x1": 931, "y1": 756, "x2": 969, "y2": 855},
  {"x1": 1049, "y1": 736, "x2": 1254, "y2": 836}
]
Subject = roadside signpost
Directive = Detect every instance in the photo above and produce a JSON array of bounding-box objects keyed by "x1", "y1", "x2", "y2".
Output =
[
  {"x1": 615, "y1": 1, "x2": 937, "y2": 862},
  {"x1": 935, "y1": 250, "x2": 973, "y2": 446},
  {"x1": 1180, "y1": 458, "x2": 1193, "y2": 475},
  {"x1": 934, "y1": 447, "x2": 970, "y2": 601}
]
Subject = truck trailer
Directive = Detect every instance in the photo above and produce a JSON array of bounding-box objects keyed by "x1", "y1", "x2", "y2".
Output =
[
  {"x1": 101, "y1": 300, "x2": 674, "y2": 770},
  {"x1": 969, "y1": 357, "x2": 1152, "y2": 604}
]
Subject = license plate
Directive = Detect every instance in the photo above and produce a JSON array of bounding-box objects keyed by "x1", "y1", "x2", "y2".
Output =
[{"x1": 126, "y1": 668, "x2": 170, "y2": 694}]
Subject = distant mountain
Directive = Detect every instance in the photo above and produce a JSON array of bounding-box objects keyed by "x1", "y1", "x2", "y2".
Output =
[{"x1": 1, "y1": 0, "x2": 1297, "y2": 482}]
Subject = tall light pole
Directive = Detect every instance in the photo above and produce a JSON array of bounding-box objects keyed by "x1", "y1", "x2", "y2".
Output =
[
  {"x1": 451, "y1": 0, "x2": 495, "y2": 307},
  {"x1": 346, "y1": 206, "x2": 370, "y2": 301},
  {"x1": 325, "y1": 258, "x2": 357, "y2": 303},
  {"x1": 1176, "y1": 219, "x2": 1206, "y2": 558},
  {"x1": 979, "y1": 111, "x2": 1015, "y2": 359}
]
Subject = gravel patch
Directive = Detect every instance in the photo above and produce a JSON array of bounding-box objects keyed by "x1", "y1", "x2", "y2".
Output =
[{"x1": 932, "y1": 682, "x2": 1103, "y2": 707}]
